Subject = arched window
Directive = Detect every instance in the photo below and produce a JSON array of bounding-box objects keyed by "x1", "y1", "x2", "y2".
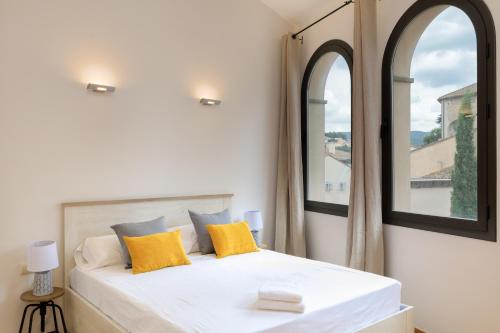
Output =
[
  {"x1": 381, "y1": 0, "x2": 496, "y2": 240},
  {"x1": 302, "y1": 40, "x2": 353, "y2": 216}
]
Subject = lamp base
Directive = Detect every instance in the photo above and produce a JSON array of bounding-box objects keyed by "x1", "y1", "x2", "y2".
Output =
[{"x1": 33, "y1": 271, "x2": 53, "y2": 296}]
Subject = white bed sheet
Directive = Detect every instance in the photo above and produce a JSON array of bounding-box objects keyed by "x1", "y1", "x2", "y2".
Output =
[{"x1": 70, "y1": 250, "x2": 401, "y2": 333}]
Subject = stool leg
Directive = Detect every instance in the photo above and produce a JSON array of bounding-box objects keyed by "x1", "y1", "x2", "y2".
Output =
[
  {"x1": 53, "y1": 303, "x2": 67, "y2": 333},
  {"x1": 48, "y1": 301, "x2": 59, "y2": 333},
  {"x1": 28, "y1": 305, "x2": 40, "y2": 333},
  {"x1": 19, "y1": 304, "x2": 37, "y2": 333},
  {"x1": 40, "y1": 302, "x2": 47, "y2": 332}
]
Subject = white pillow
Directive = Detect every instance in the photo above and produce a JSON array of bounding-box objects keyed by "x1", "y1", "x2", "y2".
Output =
[
  {"x1": 74, "y1": 234, "x2": 122, "y2": 271},
  {"x1": 168, "y1": 224, "x2": 199, "y2": 254}
]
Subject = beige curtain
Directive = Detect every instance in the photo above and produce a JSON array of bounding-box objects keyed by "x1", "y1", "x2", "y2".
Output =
[
  {"x1": 275, "y1": 34, "x2": 307, "y2": 257},
  {"x1": 346, "y1": 0, "x2": 384, "y2": 275}
]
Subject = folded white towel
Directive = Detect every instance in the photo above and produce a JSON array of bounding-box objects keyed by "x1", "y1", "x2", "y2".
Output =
[
  {"x1": 256, "y1": 299, "x2": 305, "y2": 313},
  {"x1": 258, "y1": 283, "x2": 303, "y2": 303}
]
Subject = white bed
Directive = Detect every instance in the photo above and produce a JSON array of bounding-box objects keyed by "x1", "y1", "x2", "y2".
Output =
[
  {"x1": 70, "y1": 250, "x2": 401, "y2": 333},
  {"x1": 63, "y1": 194, "x2": 414, "y2": 333}
]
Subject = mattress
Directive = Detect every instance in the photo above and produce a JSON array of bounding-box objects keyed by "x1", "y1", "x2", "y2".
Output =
[{"x1": 70, "y1": 250, "x2": 401, "y2": 333}]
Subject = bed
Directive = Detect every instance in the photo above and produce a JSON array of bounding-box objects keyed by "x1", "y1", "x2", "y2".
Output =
[{"x1": 63, "y1": 194, "x2": 414, "y2": 333}]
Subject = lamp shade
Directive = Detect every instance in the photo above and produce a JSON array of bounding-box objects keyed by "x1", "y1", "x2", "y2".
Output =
[
  {"x1": 27, "y1": 240, "x2": 59, "y2": 272},
  {"x1": 244, "y1": 211, "x2": 263, "y2": 231}
]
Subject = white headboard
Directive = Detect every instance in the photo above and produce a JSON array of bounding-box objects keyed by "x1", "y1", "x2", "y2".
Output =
[{"x1": 63, "y1": 193, "x2": 232, "y2": 288}]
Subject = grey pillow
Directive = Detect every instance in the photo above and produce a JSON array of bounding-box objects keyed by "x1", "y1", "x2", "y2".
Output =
[
  {"x1": 189, "y1": 209, "x2": 231, "y2": 254},
  {"x1": 110, "y1": 216, "x2": 167, "y2": 268}
]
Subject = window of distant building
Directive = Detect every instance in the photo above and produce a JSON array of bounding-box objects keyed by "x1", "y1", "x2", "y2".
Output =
[
  {"x1": 381, "y1": 0, "x2": 496, "y2": 240},
  {"x1": 302, "y1": 40, "x2": 353, "y2": 217}
]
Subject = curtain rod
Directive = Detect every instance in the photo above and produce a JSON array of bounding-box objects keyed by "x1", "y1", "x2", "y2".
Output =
[{"x1": 292, "y1": 0, "x2": 354, "y2": 40}]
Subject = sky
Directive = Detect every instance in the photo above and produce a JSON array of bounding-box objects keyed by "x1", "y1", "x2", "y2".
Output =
[
  {"x1": 324, "y1": 56, "x2": 351, "y2": 132},
  {"x1": 321, "y1": 5, "x2": 476, "y2": 133},
  {"x1": 410, "y1": 6, "x2": 477, "y2": 131}
]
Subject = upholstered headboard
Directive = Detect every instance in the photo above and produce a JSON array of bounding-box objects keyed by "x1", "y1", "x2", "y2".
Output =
[{"x1": 62, "y1": 194, "x2": 233, "y2": 288}]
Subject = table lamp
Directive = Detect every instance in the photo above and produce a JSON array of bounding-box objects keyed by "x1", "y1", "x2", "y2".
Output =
[
  {"x1": 244, "y1": 210, "x2": 263, "y2": 246},
  {"x1": 27, "y1": 240, "x2": 59, "y2": 296}
]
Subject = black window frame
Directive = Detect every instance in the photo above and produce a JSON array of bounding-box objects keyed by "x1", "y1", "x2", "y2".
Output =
[
  {"x1": 302, "y1": 40, "x2": 354, "y2": 217},
  {"x1": 381, "y1": 0, "x2": 496, "y2": 241}
]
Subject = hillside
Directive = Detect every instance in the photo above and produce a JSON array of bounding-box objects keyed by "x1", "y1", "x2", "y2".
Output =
[
  {"x1": 325, "y1": 131, "x2": 429, "y2": 147},
  {"x1": 411, "y1": 131, "x2": 430, "y2": 147}
]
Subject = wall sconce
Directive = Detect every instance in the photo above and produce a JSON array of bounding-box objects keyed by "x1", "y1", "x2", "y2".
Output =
[
  {"x1": 200, "y1": 98, "x2": 221, "y2": 106},
  {"x1": 87, "y1": 83, "x2": 115, "y2": 93}
]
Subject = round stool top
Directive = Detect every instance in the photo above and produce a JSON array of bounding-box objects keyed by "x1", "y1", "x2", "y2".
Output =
[{"x1": 21, "y1": 287, "x2": 65, "y2": 303}]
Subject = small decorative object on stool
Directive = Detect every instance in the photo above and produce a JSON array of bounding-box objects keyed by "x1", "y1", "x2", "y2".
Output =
[
  {"x1": 244, "y1": 210, "x2": 264, "y2": 246},
  {"x1": 27, "y1": 240, "x2": 59, "y2": 296}
]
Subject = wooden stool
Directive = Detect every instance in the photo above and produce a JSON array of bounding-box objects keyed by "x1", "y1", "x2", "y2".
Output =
[{"x1": 19, "y1": 287, "x2": 67, "y2": 333}]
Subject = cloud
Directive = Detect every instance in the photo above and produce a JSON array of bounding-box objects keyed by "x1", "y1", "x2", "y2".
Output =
[
  {"x1": 410, "y1": 81, "x2": 456, "y2": 131},
  {"x1": 309, "y1": 7, "x2": 478, "y2": 133},
  {"x1": 412, "y1": 7, "x2": 476, "y2": 54},
  {"x1": 407, "y1": 6, "x2": 477, "y2": 131},
  {"x1": 411, "y1": 50, "x2": 476, "y2": 87},
  {"x1": 324, "y1": 56, "x2": 351, "y2": 132}
]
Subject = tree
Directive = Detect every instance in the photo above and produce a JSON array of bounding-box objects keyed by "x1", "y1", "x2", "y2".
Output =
[
  {"x1": 450, "y1": 92, "x2": 477, "y2": 219},
  {"x1": 436, "y1": 113, "x2": 442, "y2": 125},
  {"x1": 422, "y1": 113, "x2": 442, "y2": 145},
  {"x1": 325, "y1": 131, "x2": 346, "y2": 140},
  {"x1": 423, "y1": 127, "x2": 442, "y2": 145}
]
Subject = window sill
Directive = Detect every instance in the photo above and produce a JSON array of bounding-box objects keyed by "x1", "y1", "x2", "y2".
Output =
[
  {"x1": 384, "y1": 213, "x2": 496, "y2": 242},
  {"x1": 305, "y1": 201, "x2": 348, "y2": 217}
]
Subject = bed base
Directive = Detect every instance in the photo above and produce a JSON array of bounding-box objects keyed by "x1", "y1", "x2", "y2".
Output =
[
  {"x1": 66, "y1": 288, "x2": 124, "y2": 333},
  {"x1": 66, "y1": 287, "x2": 414, "y2": 333}
]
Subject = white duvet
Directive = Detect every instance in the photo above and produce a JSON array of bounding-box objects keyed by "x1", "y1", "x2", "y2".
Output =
[{"x1": 70, "y1": 250, "x2": 400, "y2": 333}]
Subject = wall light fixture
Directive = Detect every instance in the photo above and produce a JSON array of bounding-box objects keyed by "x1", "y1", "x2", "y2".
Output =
[
  {"x1": 87, "y1": 83, "x2": 116, "y2": 93},
  {"x1": 200, "y1": 98, "x2": 221, "y2": 106}
]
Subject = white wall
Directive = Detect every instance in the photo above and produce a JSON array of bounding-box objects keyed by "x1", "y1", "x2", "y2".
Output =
[
  {"x1": 0, "y1": 1, "x2": 289, "y2": 331},
  {"x1": 301, "y1": 1, "x2": 500, "y2": 332},
  {"x1": 410, "y1": 186, "x2": 452, "y2": 217}
]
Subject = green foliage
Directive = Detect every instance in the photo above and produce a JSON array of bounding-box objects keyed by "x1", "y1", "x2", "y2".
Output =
[
  {"x1": 450, "y1": 93, "x2": 477, "y2": 219},
  {"x1": 461, "y1": 91, "x2": 474, "y2": 114},
  {"x1": 436, "y1": 114, "x2": 442, "y2": 125},
  {"x1": 448, "y1": 120, "x2": 458, "y2": 133},
  {"x1": 422, "y1": 112, "x2": 443, "y2": 146},
  {"x1": 325, "y1": 131, "x2": 346, "y2": 140},
  {"x1": 423, "y1": 127, "x2": 442, "y2": 145}
]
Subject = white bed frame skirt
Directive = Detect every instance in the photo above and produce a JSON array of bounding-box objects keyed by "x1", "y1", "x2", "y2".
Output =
[
  {"x1": 67, "y1": 288, "x2": 414, "y2": 333},
  {"x1": 63, "y1": 194, "x2": 414, "y2": 333}
]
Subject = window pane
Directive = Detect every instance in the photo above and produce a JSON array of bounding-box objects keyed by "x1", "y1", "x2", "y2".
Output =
[
  {"x1": 307, "y1": 52, "x2": 351, "y2": 205},
  {"x1": 392, "y1": 6, "x2": 478, "y2": 220}
]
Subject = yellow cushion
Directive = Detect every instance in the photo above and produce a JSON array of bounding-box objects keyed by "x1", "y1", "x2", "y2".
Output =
[
  {"x1": 206, "y1": 222, "x2": 258, "y2": 258},
  {"x1": 123, "y1": 230, "x2": 191, "y2": 274}
]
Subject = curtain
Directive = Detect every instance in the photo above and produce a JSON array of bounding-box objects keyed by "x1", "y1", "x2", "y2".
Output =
[
  {"x1": 274, "y1": 34, "x2": 307, "y2": 258},
  {"x1": 346, "y1": 0, "x2": 385, "y2": 275}
]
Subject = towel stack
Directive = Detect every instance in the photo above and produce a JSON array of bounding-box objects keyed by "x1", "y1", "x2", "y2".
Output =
[{"x1": 256, "y1": 282, "x2": 305, "y2": 313}]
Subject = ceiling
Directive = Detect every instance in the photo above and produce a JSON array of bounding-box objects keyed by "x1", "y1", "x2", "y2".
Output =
[{"x1": 260, "y1": 0, "x2": 335, "y2": 25}]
